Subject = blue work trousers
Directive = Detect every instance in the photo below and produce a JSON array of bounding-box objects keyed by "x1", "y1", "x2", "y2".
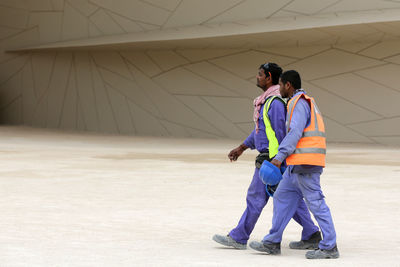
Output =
[
  {"x1": 262, "y1": 166, "x2": 337, "y2": 249},
  {"x1": 229, "y1": 167, "x2": 319, "y2": 244}
]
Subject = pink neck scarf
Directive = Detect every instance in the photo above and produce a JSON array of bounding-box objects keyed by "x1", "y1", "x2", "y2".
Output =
[{"x1": 253, "y1": 84, "x2": 281, "y2": 133}]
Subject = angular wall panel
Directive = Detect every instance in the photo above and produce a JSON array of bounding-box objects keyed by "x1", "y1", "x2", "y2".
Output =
[
  {"x1": 185, "y1": 62, "x2": 259, "y2": 99},
  {"x1": 0, "y1": 95, "x2": 22, "y2": 124},
  {"x1": 324, "y1": 117, "x2": 373, "y2": 143},
  {"x1": 0, "y1": 6, "x2": 29, "y2": 29},
  {"x1": 284, "y1": 49, "x2": 383, "y2": 80},
  {"x1": 146, "y1": 51, "x2": 189, "y2": 72},
  {"x1": 88, "y1": 21, "x2": 102, "y2": 37},
  {"x1": 127, "y1": 100, "x2": 169, "y2": 136},
  {"x1": 236, "y1": 122, "x2": 254, "y2": 137},
  {"x1": 51, "y1": 0, "x2": 64, "y2": 10},
  {"x1": 91, "y1": 52, "x2": 132, "y2": 80},
  {"x1": 258, "y1": 45, "x2": 330, "y2": 59},
  {"x1": 62, "y1": 2, "x2": 88, "y2": 40},
  {"x1": 185, "y1": 128, "x2": 221, "y2": 139},
  {"x1": 21, "y1": 61, "x2": 36, "y2": 125},
  {"x1": 370, "y1": 136, "x2": 400, "y2": 146},
  {"x1": 175, "y1": 95, "x2": 245, "y2": 139},
  {"x1": 322, "y1": 0, "x2": 400, "y2": 13},
  {"x1": 27, "y1": 0, "x2": 53, "y2": 11},
  {"x1": 120, "y1": 51, "x2": 162, "y2": 77},
  {"x1": 210, "y1": 51, "x2": 296, "y2": 79},
  {"x1": 312, "y1": 73, "x2": 400, "y2": 117},
  {"x1": 91, "y1": 60, "x2": 118, "y2": 134},
  {"x1": 2, "y1": 27, "x2": 39, "y2": 51},
  {"x1": 33, "y1": 95, "x2": 47, "y2": 128},
  {"x1": 76, "y1": 100, "x2": 86, "y2": 131},
  {"x1": 0, "y1": 0, "x2": 28, "y2": 9},
  {"x1": 349, "y1": 118, "x2": 400, "y2": 137},
  {"x1": 383, "y1": 54, "x2": 400, "y2": 64},
  {"x1": 304, "y1": 81, "x2": 382, "y2": 124},
  {"x1": 159, "y1": 120, "x2": 190, "y2": 138},
  {"x1": 355, "y1": 64, "x2": 400, "y2": 92},
  {"x1": 127, "y1": 63, "x2": 224, "y2": 136},
  {"x1": 202, "y1": 96, "x2": 253, "y2": 124},
  {"x1": 74, "y1": 52, "x2": 99, "y2": 131},
  {"x1": 59, "y1": 65, "x2": 77, "y2": 130},
  {"x1": 333, "y1": 43, "x2": 374, "y2": 53},
  {"x1": 31, "y1": 52, "x2": 56, "y2": 99},
  {"x1": 284, "y1": 0, "x2": 339, "y2": 15},
  {"x1": 175, "y1": 49, "x2": 245, "y2": 62},
  {"x1": 68, "y1": 0, "x2": 98, "y2": 16},
  {"x1": 359, "y1": 40, "x2": 400, "y2": 59},
  {"x1": 98, "y1": 67, "x2": 161, "y2": 117},
  {"x1": 28, "y1": 12, "x2": 63, "y2": 43},
  {"x1": 108, "y1": 12, "x2": 143, "y2": 33},
  {"x1": 106, "y1": 84, "x2": 135, "y2": 135},
  {"x1": 141, "y1": 0, "x2": 180, "y2": 11},
  {"x1": 0, "y1": 71, "x2": 22, "y2": 109},
  {"x1": 46, "y1": 52, "x2": 72, "y2": 128},
  {"x1": 153, "y1": 67, "x2": 237, "y2": 97},
  {"x1": 0, "y1": 27, "x2": 20, "y2": 40},
  {"x1": 89, "y1": 9, "x2": 124, "y2": 35},
  {"x1": 0, "y1": 55, "x2": 28, "y2": 85},
  {"x1": 90, "y1": 0, "x2": 170, "y2": 26},
  {"x1": 163, "y1": 0, "x2": 241, "y2": 28},
  {"x1": 206, "y1": 0, "x2": 292, "y2": 24}
]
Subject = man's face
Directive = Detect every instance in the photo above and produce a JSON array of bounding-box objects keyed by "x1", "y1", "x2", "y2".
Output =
[
  {"x1": 279, "y1": 78, "x2": 289, "y2": 98},
  {"x1": 256, "y1": 68, "x2": 268, "y2": 90}
]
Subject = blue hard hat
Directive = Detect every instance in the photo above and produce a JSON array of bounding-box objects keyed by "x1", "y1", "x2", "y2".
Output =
[{"x1": 259, "y1": 161, "x2": 284, "y2": 186}]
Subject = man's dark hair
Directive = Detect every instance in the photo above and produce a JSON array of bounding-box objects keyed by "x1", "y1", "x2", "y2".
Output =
[
  {"x1": 259, "y1": 62, "x2": 282, "y2": 85},
  {"x1": 280, "y1": 70, "x2": 301, "y2": 89}
]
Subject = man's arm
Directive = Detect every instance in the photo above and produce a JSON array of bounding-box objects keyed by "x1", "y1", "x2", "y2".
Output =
[
  {"x1": 271, "y1": 98, "x2": 310, "y2": 167},
  {"x1": 228, "y1": 143, "x2": 248, "y2": 162},
  {"x1": 243, "y1": 130, "x2": 255, "y2": 150},
  {"x1": 227, "y1": 130, "x2": 254, "y2": 162},
  {"x1": 268, "y1": 99, "x2": 286, "y2": 144}
]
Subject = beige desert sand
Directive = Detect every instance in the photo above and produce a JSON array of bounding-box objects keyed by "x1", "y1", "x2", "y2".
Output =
[{"x1": 0, "y1": 126, "x2": 399, "y2": 266}]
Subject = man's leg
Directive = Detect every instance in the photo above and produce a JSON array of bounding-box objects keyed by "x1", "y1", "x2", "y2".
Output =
[
  {"x1": 261, "y1": 168, "x2": 302, "y2": 244},
  {"x1": 228, "y1": 168, "x2": 269, "y2": 244},
  {"x1": 290, "y1": 199, "x2": 321, "y2": 249},
  {"x1": 296, "y1": 172, "x2": 336, "y2": 250},
  {"x1": 249, "y1": 168, "x2": 301, "y2": 254},
  {"x1": 292, "y1": 199, "x2": 320, "y2": 241},
  {"x1": 296, "y1": 172, "x2": 339, "y2": 259}
]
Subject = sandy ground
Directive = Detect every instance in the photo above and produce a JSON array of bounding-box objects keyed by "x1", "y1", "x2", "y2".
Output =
[{"x1": 0, "y1": 126, "x2": 399, "y2": 267}]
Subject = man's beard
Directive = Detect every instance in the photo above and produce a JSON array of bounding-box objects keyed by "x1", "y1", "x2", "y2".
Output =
[{"x1": 257, "y1": 82, "x2": 266, "y2": 91}]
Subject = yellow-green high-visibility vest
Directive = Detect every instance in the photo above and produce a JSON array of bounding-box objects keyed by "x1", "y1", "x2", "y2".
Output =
[{"x1": 262, "y1": 96, "x2": 286, "y2": 158}]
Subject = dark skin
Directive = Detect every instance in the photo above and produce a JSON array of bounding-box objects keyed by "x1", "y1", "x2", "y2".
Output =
[
  {"x1": 228, "y1": 68, "x2": 273, "y2": 162},
  {"x1": 269, "y1": 77, "x2": 296, "y2": 168}
]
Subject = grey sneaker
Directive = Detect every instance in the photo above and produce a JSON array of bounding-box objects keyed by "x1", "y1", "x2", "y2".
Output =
[
  {"x1": 249, "y1": 241, "x2": 281, "y2": 255},
  {"x1": 212, "y1": 234, "x2": 246, "y2": 250},
  {"x1": 289, "y1": 231, "x2": 322, "y2": 250},
  {"x1": 306, "y1": 245, "x2": 340, "y2": 259}
]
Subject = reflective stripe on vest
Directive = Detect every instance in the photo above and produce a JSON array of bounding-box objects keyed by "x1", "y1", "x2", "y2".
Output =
[
  {"x1": 293, "y1": 148, "x2": 326, "y2": 154},
  {"x1": 262, "y1": 96, "x2": 286, "y2": 158},
  {"x1": 285, "y1": 93, "x2": 326, "y2": 167}
]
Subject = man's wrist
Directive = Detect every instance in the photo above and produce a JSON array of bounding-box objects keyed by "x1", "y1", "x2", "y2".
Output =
[
  {"x1": 239, "y1": 143, "x2": 248, "y2": 151},
  {"x1": 274, "y1": 153, "x2": 285, "y2": 163}
]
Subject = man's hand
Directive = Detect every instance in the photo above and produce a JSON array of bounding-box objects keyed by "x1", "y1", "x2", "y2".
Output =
[
  {"x1": 270, "y1": 158, "x2": 282, "y2": 169},
  {"x1": 228, "y1": 144, "x2": 248, "y2": 162}
]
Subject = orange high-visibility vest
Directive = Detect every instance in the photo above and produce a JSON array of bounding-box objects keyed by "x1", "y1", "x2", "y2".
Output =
[{"x1": 286, "y1": 93, "x2": 326, "y2": 167}]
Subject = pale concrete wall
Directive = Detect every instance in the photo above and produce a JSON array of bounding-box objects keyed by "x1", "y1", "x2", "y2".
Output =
[{"x1": 1, "y1": 0, "x2": 400, "y2": 145}]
